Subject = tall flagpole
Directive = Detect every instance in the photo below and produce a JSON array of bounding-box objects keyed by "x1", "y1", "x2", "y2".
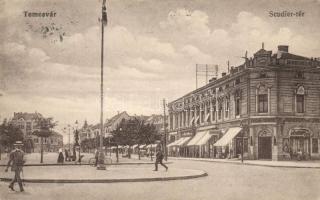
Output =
[{"x1": 97, "y1": 0, "x2": 107, "y2": 170}]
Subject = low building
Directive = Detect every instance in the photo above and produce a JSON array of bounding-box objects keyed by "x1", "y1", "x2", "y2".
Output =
[{"x1": 167, "y1": 45, "x2": 320, "y2": 161}]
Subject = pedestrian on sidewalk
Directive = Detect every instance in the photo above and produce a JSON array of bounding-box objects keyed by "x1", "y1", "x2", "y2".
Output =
[
  {"x1": 57, "y1": 148, "x2": 64, "y2": 164},
  {"x1": 5, "y1": 141, "x2": 25, "y2": 192},
  {"x1": 153, "y1": 147, "x2": 168, "y2": 171},
  {"x1": 64, "y1": 149, "x2": 68, "y2": 162},
  {"x1": 94, "y1": 149, "x2": 99, "y2": 167}
]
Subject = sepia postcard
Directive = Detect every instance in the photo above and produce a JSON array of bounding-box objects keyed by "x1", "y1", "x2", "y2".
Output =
[{"x1": 0, "y1": 0, "x2": 320, "y2": 200}]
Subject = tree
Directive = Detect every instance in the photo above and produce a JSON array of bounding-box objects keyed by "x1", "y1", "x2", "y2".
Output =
[
  {"x1": 0, "y1": 123, "x2": 24, "y2": 149},
  {"x1": 32, "y1": 117, "x2": 56, "y2": 163},
  {"x1": 111, "y1": 118, "x2": 158, "y2": 160},
  {"x1": 0, "y1": 122, "x2": 24, "y2": 160}
]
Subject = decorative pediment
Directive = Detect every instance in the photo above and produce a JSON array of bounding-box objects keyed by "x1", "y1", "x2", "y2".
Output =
[{"x1": 296, "y1": 85, "x2": 305, "y2": 95}]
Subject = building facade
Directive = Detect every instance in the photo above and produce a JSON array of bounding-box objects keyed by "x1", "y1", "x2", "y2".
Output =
[
  {"x1": 10, "y1": 112, "x2": 63, "y2": 152},
  {"x1": 167, "y1": 45, "x2": 320, "y2": 161}
]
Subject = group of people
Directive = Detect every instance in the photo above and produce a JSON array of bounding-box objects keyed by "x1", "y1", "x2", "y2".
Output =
[{"x1": 57, "y1": 148, "x2": 80, "y2": 163}]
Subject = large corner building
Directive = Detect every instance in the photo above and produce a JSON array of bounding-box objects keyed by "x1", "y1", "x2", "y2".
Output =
[{"x1": 167, "y1": 45, "x2": 320, "y2": 161}]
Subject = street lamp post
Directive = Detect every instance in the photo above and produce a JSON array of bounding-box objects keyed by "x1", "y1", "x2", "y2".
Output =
[
  {"x1": 163, "y1": 99, "x2": 168, "y2": 161},
  {"x1": 97, "y1": 0, "x2": 108, "y2": 170},
  {"x1": 68, "y1": 124, "x2": 71, "y2": 151}
]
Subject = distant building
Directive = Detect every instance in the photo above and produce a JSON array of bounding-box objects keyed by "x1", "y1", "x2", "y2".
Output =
[
  {"x1": 10, "y1": 112, "x2": 63, "y2": 153},
  {"x1": 168, "y1": 45, "x2": 320, "y2": 161},
  {"x1": 79, "y1": 111, "x2": 131, "y2": 143},
  {"x1": 104, "y1": 111, "x2": 131, "y2": 137}
]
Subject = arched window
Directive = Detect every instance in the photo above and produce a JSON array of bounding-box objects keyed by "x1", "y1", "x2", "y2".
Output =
[
  {"x1": 296, "y1": 86, "x2": 305, "y2": 113},
  {"x1": 257, "y1": 85, "x2": 268, "y2": 113}
]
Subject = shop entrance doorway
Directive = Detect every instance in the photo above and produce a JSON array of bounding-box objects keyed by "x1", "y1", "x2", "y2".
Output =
[{"x1": 258, "y1": 137, "x2": 272, "y2": 159}]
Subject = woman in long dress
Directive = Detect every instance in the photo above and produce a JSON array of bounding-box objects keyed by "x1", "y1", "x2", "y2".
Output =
[{"x1": 57, "y1": 148, "x2": 64, "y2": 163}]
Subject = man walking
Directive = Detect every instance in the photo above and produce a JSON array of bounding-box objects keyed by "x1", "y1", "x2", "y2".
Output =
[
  {"x1": 5, "y1": 141, "x2": 25, "y2": 192},
  {"x1": 153, "y1": 147, "x2": 168, "y2": 171}
]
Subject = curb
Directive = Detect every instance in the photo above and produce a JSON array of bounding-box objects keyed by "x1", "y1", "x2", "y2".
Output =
[
  {"x1": 169, "y1": 158, "x2": 320, "y2": 169},
  {"x1": 0, "y1": 162, "x2": 172, "y2": 167},
  {"x1": 0, "y1": 171, "x2": 208, "y2": 183}
]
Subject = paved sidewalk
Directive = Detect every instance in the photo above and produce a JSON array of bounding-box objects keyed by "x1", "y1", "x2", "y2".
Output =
[
  {"x1": 169, "y1": 157, "x2": 320, "y2": 168},
  {"x1": 0, "y1": 152, "x2": 157, "y2": 166},
  {"x1": 0, "y1": 165, "x2": 207, "y2": 183}
]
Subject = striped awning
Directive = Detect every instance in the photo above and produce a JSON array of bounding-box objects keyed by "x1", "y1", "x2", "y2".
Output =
[
  {"x1": 214, "y1": 127, "x2": 242, "y2": 146},
  {"x1": 187, "y1": 131, "x2": 207, "y2": 146},
  {"x1": 175, "y1": 137, "x2": 191, "y2": 146},
  {"x1": 196, "y1": 132, "x2": 212, "y2": 146},
  {"x1": 167, "y1": 139, "x2": 182, "y2": 147}
]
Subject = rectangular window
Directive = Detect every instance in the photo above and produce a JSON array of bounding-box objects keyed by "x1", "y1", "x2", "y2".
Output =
[
  {"x1": 218, "y1": 105, "x2": 222, "y2": 120},
  {"x1": 258, "y1": 94, "x2": 268, "y2": 113},
  {"x1": 201, "y1": 110, "x2": 205, "y2": 123},
  {"x1": 312, "y1": 138, "x2": 318, "y2": 153},
  {"x1": 296, "y1": 95, "x2": 304, "y2": 113},
  {"x1": 235, "y1": 98, "x2": 240, "y2": 116},
  {"x1": 225, "y1": 100, "x2": 229, "y2": 118}
]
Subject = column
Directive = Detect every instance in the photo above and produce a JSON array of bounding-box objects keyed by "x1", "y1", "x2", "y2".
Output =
[
  {"x1": 185, "y1": 110, "x2": 188, "y2": 128},
  {"x1": 194, "y1": 106, "x2": 197, "y2": 126},
  {"x1": 204, "y1": 101, "x2": 208, "y2": 124},
  {"x1": 268, "y1": 88, "x2": 271, "y2": 114},
  {"x1": 173, "y1": 113, "x2": 176, "y2": 130},
  {"x1": 200, "y1": 104, "x2": 203, "y2": 124},
  {"x1": 186, "y1": 109, "x2": 189, "y2": 127},
  {"x1": 215, "y1": 89, "x2": 218, "y2": 123},
  {"x1": 210, "y1": 98, "x2": 213, "y2": 123},
  {"x1": 189, "y1": 107, "x2": 193, "y2": 127},
  {"x1": 177, "y1": 112, "x2": 181, "y2": 128}
]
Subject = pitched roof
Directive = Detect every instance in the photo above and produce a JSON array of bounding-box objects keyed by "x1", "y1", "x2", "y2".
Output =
[{"x1": 105, "y1": 111, "x2": 129, "y2": 126}]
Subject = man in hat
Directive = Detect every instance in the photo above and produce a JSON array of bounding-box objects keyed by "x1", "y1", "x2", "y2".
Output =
[
  {"x1": 5, "y1": 141, "x2": 25, "y2": 192},
  {"x1": 153, "y1": 146, "x2": 168, "y2": 171}
]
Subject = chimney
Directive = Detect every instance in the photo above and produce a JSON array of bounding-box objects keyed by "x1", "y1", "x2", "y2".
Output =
[
  {"x1": 278, "y1": 45, "x2": 289, "y2": 53},
  {"x1": 222, "y1": 72, "x2": 227, "y2": 77}
]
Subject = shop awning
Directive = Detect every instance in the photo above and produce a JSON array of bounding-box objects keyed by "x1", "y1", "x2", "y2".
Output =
[
  {"x1": 139, "y1": 144, "x2": 146, "y2": 149},
  {"x1": 111, "y1": 146, "x2": 117, "y2": 149},
  {"x1": 146, "y1": 144, "x2": 158, "y2": 149},
  {"x1": 175, "y1": 137, "x2": 191, "y2": 146},
  {"x1": 214, "y1": 127, "x2": 242, "y2": 147},
  {"x1": 132, "y1": 144, "x2": 139, "y2": 149},
  {"x1": 167, "y1": 138, "x2": 183, "y2": 147},
  {"x1": 169, "y1": 131, "x2": 178, "y2": 136},
  {"x1": 187, "y1": 131, "x2": 208, "y2": 146},
  {"x1": 196, "y1": 131, "x2": 212, "y2": 146}
]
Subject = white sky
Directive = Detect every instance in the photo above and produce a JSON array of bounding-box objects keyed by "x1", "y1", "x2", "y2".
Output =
[{"x1": 1, "y1": 0, "x2": 320, "y2": 141}]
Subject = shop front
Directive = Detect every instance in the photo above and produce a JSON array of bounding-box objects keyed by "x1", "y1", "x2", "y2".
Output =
[
  {"x1": 214, "y1": 127, "x2": 243, "y2": 159},
  {"x1": 289, "y1": 128, "x2": 311, "y2": 159}
]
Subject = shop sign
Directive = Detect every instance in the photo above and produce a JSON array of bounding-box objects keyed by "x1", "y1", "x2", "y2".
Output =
[{"x1": 290, "y1": 129, "x2": 310, "y2": 137}]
